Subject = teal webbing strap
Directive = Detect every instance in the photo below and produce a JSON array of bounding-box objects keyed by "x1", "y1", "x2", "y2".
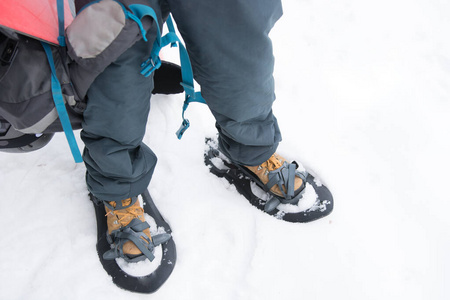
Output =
[
  {"x1": 56, "y1": 0, "x2": 66, "y2": 46},
  {"x1": 161, "y1": 16, "x2": 207, "y2": 139},
  {"x1": 128, "y1": 4, "x2": 163, "y2": 76},
  {"x1": 126, "y1": 5, "x2": 206, "y2": 139},
  {"x1": 163, "y1": 17, "x2": 206, "y2": 139},
  {"x1": 42, "y1": 43, "x2": 83, "y2": 163},
  {"x1": 128, "y1": 4, "x2": 161, "y2": 43}
]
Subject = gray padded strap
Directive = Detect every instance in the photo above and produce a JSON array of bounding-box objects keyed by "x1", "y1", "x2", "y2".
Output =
[
  {"x1": 129, "y1": 219, "x2": 150, "y2": 232},
  {"x1": 267, "y1": 162, "x2": 297, "y2": 200},
  {"x1": 116, "y1": 228, "x2": 155, "y2": 261},
  {"x1": 286, "y1": 163, "x2": 296, "y2": 197},
  {"x1": 107, "y1": 218, "x2": 155, "y2": 262}
]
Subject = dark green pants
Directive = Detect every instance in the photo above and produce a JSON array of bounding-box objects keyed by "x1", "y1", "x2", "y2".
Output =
[{"x1": 82, "y1": 0, "x2": 283, "y2": 201}]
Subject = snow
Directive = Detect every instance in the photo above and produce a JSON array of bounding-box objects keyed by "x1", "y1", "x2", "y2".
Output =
[
  {"x1": 276, "y1": 184, "x2": 318, "y2": 213},
  {"x1": 115, "y1": 246, "x2": 162, "y2": 277},
  {"x1": 1, "y1": 0, "x2": 450, "y2": 299}
]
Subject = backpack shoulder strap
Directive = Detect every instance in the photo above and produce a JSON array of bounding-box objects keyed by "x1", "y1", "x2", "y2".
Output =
[
  {"x1": 42, "y1": 42, "x2": 83, "y2": 163},
  {"x1": 42, "y1": 0, "x2": 83, "y2": 163}
]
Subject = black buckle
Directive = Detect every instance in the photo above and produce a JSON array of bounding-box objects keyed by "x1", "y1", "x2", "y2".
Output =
[
  {"x1": 0, "y1": 119, "x2": 11, "y2": 136},
  {"x1": 1, "y1": 38, "x2": 18, "y2": 65}
]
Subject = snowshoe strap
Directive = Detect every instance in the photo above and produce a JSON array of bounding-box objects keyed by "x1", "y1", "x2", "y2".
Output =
[
  {"x1": 115, "y1": 219, "x2": 155, "y2": 261},
  {"x1": 104, "y1": 218, "x2": 155, "y2": 262},
  {"x1": 266, "y1": 162, "x2": 306, "y2": 200}
]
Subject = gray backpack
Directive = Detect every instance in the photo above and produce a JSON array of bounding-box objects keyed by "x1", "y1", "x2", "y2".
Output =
[{"x1": 0, "y1": 0, "x2": 196, "y2": 162}]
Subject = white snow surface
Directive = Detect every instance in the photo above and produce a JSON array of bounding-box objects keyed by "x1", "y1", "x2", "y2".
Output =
[{"x1": 1, "y1": 0, "x2": 450, "y2": 299}]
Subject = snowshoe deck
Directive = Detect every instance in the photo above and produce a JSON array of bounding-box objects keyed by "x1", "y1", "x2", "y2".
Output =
[
  {"x1": 204, "y1": 138, "x2": 333, "y2": 223},
  {"x1": 90, "y1": 189, "x2": 176, "y2": 293}
]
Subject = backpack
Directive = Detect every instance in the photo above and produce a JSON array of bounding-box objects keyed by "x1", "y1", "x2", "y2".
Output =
[{"x1": 0, "y1": 0, "x2": 204, "y2": 162}]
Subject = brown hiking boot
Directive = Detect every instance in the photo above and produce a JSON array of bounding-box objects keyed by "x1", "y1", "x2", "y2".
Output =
[
  {"x1": 105, "y1": 198, "x2": 152, "y2": 257},
  {"x1": 246, "y1": 153, "x2": 304, "y2": 199}
]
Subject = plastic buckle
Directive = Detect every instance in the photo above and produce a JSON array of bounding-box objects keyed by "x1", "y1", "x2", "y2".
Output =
[
  {"x1": 141, "y1": 56, "x2": 162, "y2": 77},
  {"x1": 176, "y1": 119, "x2": 190, "y2": 139},
  {"x1": 0, "y1": 118, "x2": 11, "y2": 136},
  {"x1": 180, "y1": 82, "x2": 195, "y2": 99},
  {"x1": 0, "y1": 38, "x2": 18, "y2": 66}
]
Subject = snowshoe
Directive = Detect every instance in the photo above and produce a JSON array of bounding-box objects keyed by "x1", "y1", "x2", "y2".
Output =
[
  {"x1": 90, "y1": 189, "x2": 176, "y2": 293},
  {"x1": 204, "y1": 138, "x2": 333, "y2": 223}
]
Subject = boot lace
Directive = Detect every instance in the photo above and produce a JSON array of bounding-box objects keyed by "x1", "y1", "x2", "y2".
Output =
[
  {"x1": 106, "y1": 201, "x2": 144, "y2": 227},
  {"x1": 260, "y1": 154, "x2": 283, "y2": 172}
]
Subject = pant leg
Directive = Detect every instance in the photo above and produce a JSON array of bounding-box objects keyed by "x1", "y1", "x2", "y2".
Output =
[
  {"x1": 167, "y1": 0, "x2": 283, "y2": 166},
  {"x1": 81, "y1": 34, "x2": 157, "y2": 202}
]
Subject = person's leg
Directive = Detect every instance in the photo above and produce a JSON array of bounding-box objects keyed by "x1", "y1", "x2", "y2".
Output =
[
  {"x1": 167, "y1": 0, "x2": 283, "y2": 166},
  {"x1": 78, "y1": 0, "x2": 174, "y2": 263},
  {"x1": 81, "y1": 34, "x2": 156, "y2": 202},
  {"x1": 167, "y1": 0, "x2": 304, "y2": 201}
]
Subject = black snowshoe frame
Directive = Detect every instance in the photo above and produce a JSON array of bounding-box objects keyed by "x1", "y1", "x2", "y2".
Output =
[
  {"x1": 90, "y1": 189, "x2": 176, "y2": 294},
  {"x1": 204, "y1": 138, "x2": 334, "y2": 223}
]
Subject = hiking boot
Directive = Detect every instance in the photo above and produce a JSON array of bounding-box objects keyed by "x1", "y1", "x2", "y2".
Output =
[
  {"x1": 245, "y1": 153, "x2": 304, "y2": 200},
  {"x1": 105, "y1": 197, "x2": 152, "y2": 257}
]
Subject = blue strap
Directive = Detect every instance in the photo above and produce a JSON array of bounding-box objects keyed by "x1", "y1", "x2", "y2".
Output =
[
  {"x1": 127, "y1": 4, "x2": 163, "y2": 77},
  {"x1": 125, "y1": 6, "x2": 206, "y2": 139},
  {"x1": 163, "y1": 16, "x2": 206, "y2": 139},
  {"x1": 42, "y1": 43, "x2": 83, "y2": 163},
  {"x1": 174, "y1": 36, "x2": 206, "y2": 139},
  {"x1": 56, "y1": 0, "x2": 66, "y2": 46},
  {"x1": 127, "y1": 4, "x2": 161, "y2": 42}
]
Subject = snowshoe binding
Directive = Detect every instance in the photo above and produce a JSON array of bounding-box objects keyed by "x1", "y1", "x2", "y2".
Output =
[
  {"x1": 90, "y1": 189, "x2": 176, "y2": 293},
  {"x1": 204, "y1": 138, "x2": 333, "y2": 223}
]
